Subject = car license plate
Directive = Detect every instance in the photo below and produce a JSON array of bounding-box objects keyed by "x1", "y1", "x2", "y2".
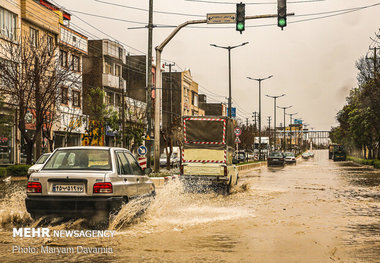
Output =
[
  {"x1": 53, "y1": 184, "x2": 84, "y2": 193},
  {"x1": 273, "y1": 159, "x2": 278, "y2": 161}
]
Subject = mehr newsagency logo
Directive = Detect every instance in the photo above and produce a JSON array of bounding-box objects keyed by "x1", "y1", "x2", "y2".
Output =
[{"x1": 12, "y1": 228, "x2": 114, "y2": 255}]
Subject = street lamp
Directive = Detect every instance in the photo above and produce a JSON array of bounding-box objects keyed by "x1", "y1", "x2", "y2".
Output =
[
  {"x1": 210, "y1": 42, "x2": 249, "y2": 117},
  {"x1": 286, "y1": 112, "x2": 297, "y2": 151},
  {"x1": 247, "y1": 75, "x2": 273, "y2": 160},
  {"x1": 277, "y1": 105, "x2": 292, "y2": 151},
  {"x1": 266, "y1": 94, "x2": 285, "y2": 150}
]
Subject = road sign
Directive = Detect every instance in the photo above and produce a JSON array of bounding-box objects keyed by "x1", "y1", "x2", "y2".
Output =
[
  {"x1": 207, "y1": 13, "x2": 236, "y2": 24},
  {"x1": 234, "y1": 127, "x2": 242, "y2": 136},
  {"x1": 227, "y1": 107, "x2": 236, "y2": 118},
  {"x1": 138, "y1": 156, "x2": 147, "y2": 169},
  {"x1": 137, "y1": 145, "x2": 147, "y2": 156},
  {"x1": 235, "y1": 137, "x2": 241, "y2": 143}
]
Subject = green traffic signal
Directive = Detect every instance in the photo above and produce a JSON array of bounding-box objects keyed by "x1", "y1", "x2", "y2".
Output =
[
  {"x1": 278, "y1": 18, "x2": 286, "y2": 27},
  {"x1": 236, "y1": 2, "x2": 245, "y2": 33},
  {"x1": 277, "y1": 0, "x2": 287, "y2": 29}
]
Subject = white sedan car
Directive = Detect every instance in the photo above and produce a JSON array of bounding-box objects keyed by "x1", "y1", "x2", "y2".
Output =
[
  {"x1": 27, "y1": 153, "x2": 52, "y2": 176},
  {"x1": 25, "y1": 146, "x2": 154, "y2": 221}
]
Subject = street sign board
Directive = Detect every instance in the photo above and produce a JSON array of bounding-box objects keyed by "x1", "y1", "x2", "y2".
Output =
[
  {"x1": 234, "y1": 127, "x2": 242, "y2": 136},
  {"x1": 294, "y1": 119, "x2": 303, "y2": 124},
  {"x1": 235, "y1": 137, "x2": 241, "y2": 143},
  {"x1": 138, "y1": 156, "x2": 147, "y2": 169},
  {"x1": 207, "y1": 13, "x2": 236, "y2": 24},
  {"x1": 227, "y1": 107, "x2": 236, "y2": 118},
  {"x1": 137, "y1": 145, "x2": 147, "y2": 156}
]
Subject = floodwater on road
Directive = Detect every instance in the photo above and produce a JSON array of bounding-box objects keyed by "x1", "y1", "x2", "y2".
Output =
[{"x1": 0, "y1": 150, "x2": 379, "y2": 262}]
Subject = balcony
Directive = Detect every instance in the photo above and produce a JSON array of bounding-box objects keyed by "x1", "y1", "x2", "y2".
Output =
[
  {"x1": 102, "y1": 74, "x2": 126, "y2": 90},
  {"x1": 59, "y1": 25, "x2": 88, "y2": 55}
]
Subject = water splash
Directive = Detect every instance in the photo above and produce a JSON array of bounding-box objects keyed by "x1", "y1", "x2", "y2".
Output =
[
  {"x1": 109, "y1": 179, "x2": 254, "y2": 232},
  {"x1": 0, "y1": 186, "x2": 32, "y2": 230}
]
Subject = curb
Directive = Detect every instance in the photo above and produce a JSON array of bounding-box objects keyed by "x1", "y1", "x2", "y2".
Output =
[{"x1": 237, "y1": 162, "x2": 266, "y2": 171}]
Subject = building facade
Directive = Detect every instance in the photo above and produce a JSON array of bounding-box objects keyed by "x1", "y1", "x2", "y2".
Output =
[
  {"x1": 198, "y1": 94, "x2": 227, "y2": 116},
  {"x1": 162, "y1": 70, "x2": 205, "y2": 130},
  {"x1": 0, "y1": 0, "x2": 21, "y2": 164},
  {"x1": 53, "y1": 22, "x2": 88, "y2": 148}
]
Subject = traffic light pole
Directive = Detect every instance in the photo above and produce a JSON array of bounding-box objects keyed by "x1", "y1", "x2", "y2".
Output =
[{"x1": 153, "y1": 13, "x2": 294, "y2": 172}]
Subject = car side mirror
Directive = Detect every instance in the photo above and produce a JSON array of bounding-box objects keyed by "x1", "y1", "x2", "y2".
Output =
[{"x1": 144, "y1": 167, "x2": 152, "y2": 175}]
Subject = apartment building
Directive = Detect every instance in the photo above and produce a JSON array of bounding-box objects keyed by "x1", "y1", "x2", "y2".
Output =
[
  {"x1": 162, "y1": 69, "x2": 205, "y2": 130},
  {"x1": 0, "y1": 0, "x2": 21, "y2": 164}
]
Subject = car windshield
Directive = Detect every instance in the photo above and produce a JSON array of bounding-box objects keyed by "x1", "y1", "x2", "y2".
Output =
[
  {"x1": 35, "y1": 153, "x2": 51, "y2": 164},
  {"x1": 43, "y1": 149, "x2": 111, "y2": 170},
  {"x1": 284, "y1": 152, "x2": 294, "y2": 157},
  {"x1": 269, "y1": 152, "x2": 283, "y2": 158}
]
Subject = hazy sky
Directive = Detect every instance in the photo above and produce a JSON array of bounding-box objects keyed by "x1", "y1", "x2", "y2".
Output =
[{"x1": 54, "y1": 0, "x2": 379, "y2": 130}]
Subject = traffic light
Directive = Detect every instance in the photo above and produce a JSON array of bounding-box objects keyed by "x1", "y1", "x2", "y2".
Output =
[
  {"x1": 236, "y1": 2, "x2": 245, "y2": 34},
  {"x1": 277, "y1": 0, "x2": 287, "y2": 30}
]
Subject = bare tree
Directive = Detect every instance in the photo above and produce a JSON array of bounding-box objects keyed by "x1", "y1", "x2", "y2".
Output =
[
  {"x1": 123, "y1": 96, "x2": 147, "y2": 152},
  {"x1": 0, "y1": 34, "x2": 80, "y2": 163}
]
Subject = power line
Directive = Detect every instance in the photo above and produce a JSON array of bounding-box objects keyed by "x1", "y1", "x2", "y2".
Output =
[
  {"x1": 184, "y1": 0, "x2": 326, "y2": 5},
  {"x1": 93, "y1": 0, "x2": 205, "y2": 18}
]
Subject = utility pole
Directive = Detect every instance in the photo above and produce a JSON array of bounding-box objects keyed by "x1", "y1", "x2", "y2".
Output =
[
  {"x1": 266, "y1": 94, "x2": 285, "y2": 150},
  {"x1": 252, "y1": 112, "x2": 258, "y2": 130},
  {"x1": 146, "y1": 0, "x2": 153, "y2": 169},
  {"x1": 210, "y1": 42, "x2": 249, "y2": 118},
  {"x1": 277, "y1": 105, "x2": 292, "y2": 151},
  {"x1": 286, "y1": 112, "x2": 297, "y2": 152},
  {"x1": 267, "y1": 116, "x2": 271, "y2": 145},
  {"x1": 121, "y1": 75, "x2": 125, "y2": 148},
  {"x1": 368, "y1": 46, "x2": 378, "y2": 80},
  {"x1": 164, "y1": 62, "x2": 175, "y2": 126},
  {"x1": 247, "y1": 75, "x2": 273, "y2": 160}
]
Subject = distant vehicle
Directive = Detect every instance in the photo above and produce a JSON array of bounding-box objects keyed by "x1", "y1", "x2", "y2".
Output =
[
  {"x1": 160, "y1": 152, "x2": 180, "y2": 167},
  {"x1": 180, "y1": 116, "x2": 238, "y2": 194},
  {"x1": 308, "y1": 151, "x2": 315, "y2": 158},
  {"x1": 25, "y1": 146, "x2": 154, "y2": 222},
  {"x1": 283, "y1": 152, "x2": 296, "y2": 164},
  {"x1": 234, "y1": 151, "x2": 247, "y2": 163},
  {"x1": 254, "y1": 137, "x2": 270, "y2": 158},
  {"x1": 329, "y1": 144, "x2": 338, "y2": 159},
  {"x1": 267, "y1": 151, "x2": 285, "y2": 166},
  {"x1": 302, "y1": 152, "x2": 310, "y2": 159},
  {"x1": 333, "y1": 145, "x2": 346, "y2": 161},
  {"x1": 27, "y1": 153, "x2": 52, "y2": 177}
]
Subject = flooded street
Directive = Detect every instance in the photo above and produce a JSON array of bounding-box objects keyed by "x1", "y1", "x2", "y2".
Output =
[{"x1": 0, "y1": 150, "x2": 379, "y2": 262}]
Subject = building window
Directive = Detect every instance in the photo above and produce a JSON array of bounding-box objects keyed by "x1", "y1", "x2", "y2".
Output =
[
  {"x1": 30, "y1": 28, "x2": 38, "y2": 47},
  {"x1": 115, "y1": 64, "x2": 121, "y2": 77},
  {"x1": 106, "y1": 91, "x2": 114, "y2": 105},
  {"x1": 105, "y1": 61, "x2": 113, "y2": 74},
  {"x1": 61, "y1": 87, "x2": 68, "y2": 104},
  {"x1": 115, "y1": 93, "x2": 121, "y2": 106},
  {"x1": 118, "y1": 47, "x2": 123, "y2": 59},
  {"x1": 72, "y1": 55, "x2": 80, "y2": 72},
  {"x1": 60, "y1": 50, "x2": 68, "y2": 68},
  {"x1": 72, "y1": 90, "x2": 80, "y2": 107},
  {"x1": 47, "y1": 35, "x2": 53, "y2": 55},
  {"x1": 0, "y1": 7, "x2": 17, "y2": 41}
]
